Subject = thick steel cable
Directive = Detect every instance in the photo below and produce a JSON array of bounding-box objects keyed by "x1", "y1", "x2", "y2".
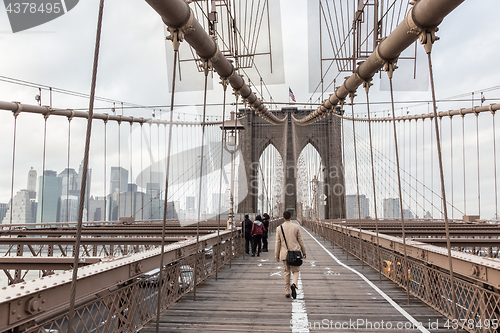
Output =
[
  {"x1": 341, "y1": 111, "x2": 348, "y2": 258},
  {"x1": 193, "y1": 63, "x2": 209, "y2": 301},
  {"x1": 8, "y1": 112, "x2": 19, "y2": 225},
  {"x1": 450, "y1": 117, "x2": 453, "y2": 219},
  {"x1": 118, "y1": 119, "x2": 122, "y2": 220},
  {"x1": 130, "y1": 122, "x2": 133, "y2": 217},
  {"x1": 388, "y1": 71, "x2": 410, "y2": 305},
  {"x1": 155, "y1": 36, "x2": 179, "y2": 333},
  {"x1": 349, "y1": 97, "x2": 364, "y2": 268},
  {"x1": 426, "y1": 43, "x2": 459, "y2": 331},
  {"x1": 67, "y1": 0, "x2": 105, "y2": 331},
  {"x1": 140, "y1": 123, "x2": 143, "y2": 220},
  {"x1": 364, "y1": 83, "x2": 382, "y2": 282}
]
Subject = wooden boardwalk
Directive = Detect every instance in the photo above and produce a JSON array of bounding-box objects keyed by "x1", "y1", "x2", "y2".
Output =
[{"x1": 142, "y1": 222, "x2": 463, "y2": 332}]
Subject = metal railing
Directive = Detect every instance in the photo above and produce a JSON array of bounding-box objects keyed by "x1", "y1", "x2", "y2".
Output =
[
  {"x1": 302, "y1": 219, "x2": 500, "y2": 333},
  {"x1": 1, "y1": 228, "x2": 240, "y2": 333}
]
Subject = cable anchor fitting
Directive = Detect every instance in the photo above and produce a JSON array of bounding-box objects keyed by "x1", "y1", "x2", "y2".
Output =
[
  {"x1": 419, "y1": 29, "x2": 439, "y2": 54},
  {"x1": 166, "y1": 28, "x2": 183, "y2": 52},
  {"x1": 384, "y1": 61, "x2": 398, "y2": 80}
]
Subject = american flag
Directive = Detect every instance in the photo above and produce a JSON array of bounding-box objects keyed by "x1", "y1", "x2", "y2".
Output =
[{"x1": 289, "y1": 87, "x2": 296, "y2": 102}]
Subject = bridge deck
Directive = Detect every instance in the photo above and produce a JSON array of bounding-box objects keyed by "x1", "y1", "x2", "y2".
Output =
[{"x1": 142, "y1": 223, "x2": 462, "y2": 332}]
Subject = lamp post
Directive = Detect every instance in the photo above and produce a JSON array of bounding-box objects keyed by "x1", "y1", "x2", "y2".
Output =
[
  {"x1": 221, "y1": 111, "x2": 245, "y2": 229},
  {"x1": 311, "y1": 175, "x2": 319, "y2": 222}
]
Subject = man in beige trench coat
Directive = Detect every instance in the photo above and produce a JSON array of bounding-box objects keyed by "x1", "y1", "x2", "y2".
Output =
[{"x1": 275, "y1": 211, "x2": 307, "y2": 299}]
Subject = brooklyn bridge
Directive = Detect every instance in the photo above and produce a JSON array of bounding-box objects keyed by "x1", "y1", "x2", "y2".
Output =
[{"x1": 0, "y1": 0, "x2": 499, "y2": 332}]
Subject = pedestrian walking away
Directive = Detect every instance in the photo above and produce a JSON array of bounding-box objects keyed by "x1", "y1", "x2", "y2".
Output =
[
  {"x1": 262, "y1": 213, "x2": 270, "y2": 252},
  {"x1": 242, "y1": 214, "x2": 253, "y2": 255},
  {"x1": 275, "y1": 211, "x2": 306, "y2": 299},
  {"x1": 251, "y1": 215, "x2": 265, "y2": 257}
]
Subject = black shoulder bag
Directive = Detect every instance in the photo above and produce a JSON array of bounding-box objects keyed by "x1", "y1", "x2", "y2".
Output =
[{"x1": 280, "y1": 225, "x2": 303, "y2": 266}]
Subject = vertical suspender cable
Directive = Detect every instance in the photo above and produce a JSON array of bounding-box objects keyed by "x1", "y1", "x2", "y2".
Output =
[
  {"x1": 462, "y1": 114, "x2": 466, "y2": 215},
  {"x1": 118, "y1": 118, "x2": 122, "y2": 220},
  {"x1": 475, "y1": 111, "x2": 481, "y2": 217},
  {"x1": 140, "y1": 123, "x2": 143, "y2": 220},
  {"x1": 155, "y1": 30, "x2": 180, "y2": 333},
  {"x1": 387, "y1": 63, "x2": 411, "y2": 305},
  {"x1": 67, "y1": 0, "x2": 105, "y2": 331},
  {"x1": 66, "y1": 116, "x2": 73, "y2": 223},
  {"x1": 130, "y1": 121, "x2": 133, "y2": 217},
  {"x1": 341, "y1": 109, "x2": 348, "y2": 258},
  {"x1": 349, "y1": 94, "x2": 364, "y2": 268},
  {"x1": 9, "y1": 111, "x2": 20, "y2": 224},
  {"x1": 193, "y1": 61, "x2": 210, "y2": 301},
  {"x1": 40, "y1": 115, "x2": 49, "y2": 224},
  {"x1": 215, "y1": 80, "x2": 228, "y2": 279},
  {"x1": 364, "y1": 81, "x2": 381, "y2": 281},
  {"x1": 104, "y1": 117, "x2": 108, "y2": 222},
  {"x1": 424, "y1": 34, "x2": 458, "y2": 329},
  {"x1": 492, "y1": 111, "x2": 498, "y2": 220},
  {"x1": 450, "y1": 116, "x2": 453, "y2": 219}
]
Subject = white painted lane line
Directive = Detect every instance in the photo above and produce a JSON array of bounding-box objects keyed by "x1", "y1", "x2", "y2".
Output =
[
  {"x1": 291, "y1": 273, "x2": 309, "y2": 333},
  {"x1": 302, "y1": 227, "x2": 431, "y2": 333}
]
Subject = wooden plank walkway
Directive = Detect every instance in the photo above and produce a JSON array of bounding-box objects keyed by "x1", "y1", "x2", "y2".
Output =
[{"x1": 142, "y1": 222, "x2": 464, "y2": 332}]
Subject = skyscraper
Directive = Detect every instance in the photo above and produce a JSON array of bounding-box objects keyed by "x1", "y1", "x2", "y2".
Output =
[
  {"x1": 110, "y1": 167, "x2": 128, "y2": 194},
  {"x1": 36, "y1": 170, "x2": 62, "y2": 223},
  {"x1": 2, "y1": 190, "x2": 35, "y2": 224},
  {"x1": 346, "y1": 194, "x2": 370, "y2": 219},
  {"x1": 383, "y1": 198, "x2": 401, "y2": 218},
  {"x1": 27, "y1": 167, "x2": 37, "y2": 199}
]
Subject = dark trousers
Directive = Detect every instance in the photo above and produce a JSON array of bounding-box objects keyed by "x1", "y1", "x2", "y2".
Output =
[
  {"x1": 245, "y1": 237, "x2": 253, "y2": 254},
  {"x1": 262, "y1": 234, "x2": 268, "y2": 251},
  {"x1": 252, "y1": 234, "x2": 262, "y2": 255}
]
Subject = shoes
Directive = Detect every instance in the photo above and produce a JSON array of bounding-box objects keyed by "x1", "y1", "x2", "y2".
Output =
[
  {"x1": 291, "y1": 284, "x2": 297, "y2": 299},
  {"x1": 262, "y1": 249, "x2": 268, "y2": 252},
  {"x1": 251, "y1": 254, "x2": 255, "y2": 257},
  {"x1": 285, "y1": 294, "x2": 290, "y2": 298},
  {"x1": 245, "y1": 252, "x2": 249, "y2": 255},
  {"x1": 257, "y1": 253, "x2": 260, "y2": 257}
]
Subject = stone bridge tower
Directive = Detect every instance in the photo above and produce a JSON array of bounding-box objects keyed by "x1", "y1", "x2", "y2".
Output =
[{"x1": 237, "y1": 107, "x2": 345, "y2": 219}]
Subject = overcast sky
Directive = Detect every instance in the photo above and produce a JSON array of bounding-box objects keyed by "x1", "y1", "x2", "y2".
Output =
[{"x1": 0, "y1": 0, "x2": 499, "y2": 218}]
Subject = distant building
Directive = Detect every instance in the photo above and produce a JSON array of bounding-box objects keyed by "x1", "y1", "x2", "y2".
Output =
[
  {"x1": 59, "y1": 195, "x2": 79, "y2": 222},
  {"x1": 110, "y1": 167, "x2": 128, "y2": 195},
  {"x1": 383, "y1": 198, "x2": 400, "y2": 218},
  {"x1": 58, "y1": 168, "x2": 79, "y2": 197},
  {"x1": 2, "y1": 190, "x2": 35, "y2": 224},
  {"x1": 0, "y1": 203, "x2": 8, "y2": 222},
  {"x1": 403, "y1": 208, "x2": 414, "y2": 219},
  {"x1": 27, "y1": 167, "x2": 37, "y2": 199},
  {"x1": 119, "y1": 184, "x2": 151, "y2": 220},
  {"x1": 186, "y1": 196, "x2": 195, "y2": 211},
  {"x1": 346, "y1": 194, "x2": 370, "y2": 219},
  {"x1": 36, "y1": 170, "x2": 62, "y2": 223},
  {"x1": 88, "y1": 196, "x2": 106, "y2": 222}
]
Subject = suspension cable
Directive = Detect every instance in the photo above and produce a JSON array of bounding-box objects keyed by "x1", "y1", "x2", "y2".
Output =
[
  {"x1": 215, "y1": 79, "x2": 228, "y2": 279},
  {"x1": 155, "y1": 28, "x2": 181, "y2": 333},
  {"x1": 386, "y1": 61, "x2": 411, "y2": 305},
  {"x1": 67, "y1": 0, "x2": 105, "y2": 331},
  {"x1": 349, "y1": 93, "x2": 364, "y2": 269},
  {"x1": 423, "y1": 31, "x2": 459, "y2": 328},
  {"x1": 8, "y1": 110, "x2": 20, "y2": 224},
  {"x1": 193, "y1": 60, "x2": 210, "y2": 301},
  {"x1": 364, "y1": 80, "x2": 382, "y2": 282}
]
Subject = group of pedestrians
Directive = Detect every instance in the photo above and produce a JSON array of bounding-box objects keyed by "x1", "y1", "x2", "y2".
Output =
[{"x1": 243, "y1": 213, "x2": 270, "y2": 256}]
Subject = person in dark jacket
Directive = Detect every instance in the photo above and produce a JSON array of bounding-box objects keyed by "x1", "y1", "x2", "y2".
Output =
[
  {"x1": 262, "y1": 213, "x2": 270, "y2": 252},
  {"x1": 243, "y1": 215, "x2": 253, "y2": 255},
  {"x1": 251, "y1": 215, "x2": 265, "y2": 256}
]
